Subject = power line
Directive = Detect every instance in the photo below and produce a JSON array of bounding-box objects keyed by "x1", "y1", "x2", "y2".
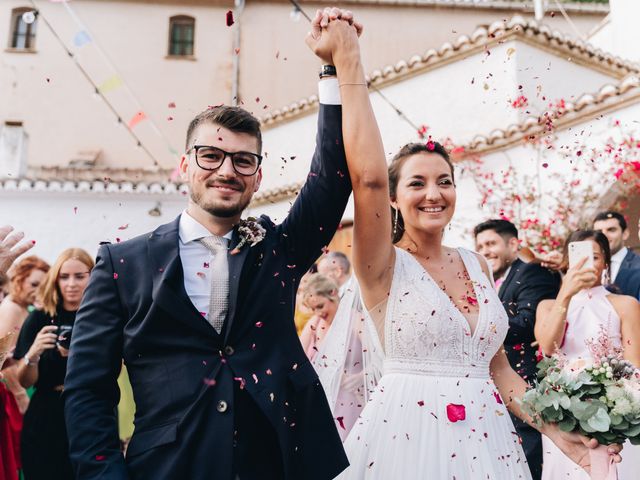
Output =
[{"x1": 28, "y1": 0, "x2": 169, "y2": 167}]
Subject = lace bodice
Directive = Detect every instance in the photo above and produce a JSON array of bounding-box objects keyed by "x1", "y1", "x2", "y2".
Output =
[{"x1": 383, "y1": 247, "x2": 509, "y2": 377}]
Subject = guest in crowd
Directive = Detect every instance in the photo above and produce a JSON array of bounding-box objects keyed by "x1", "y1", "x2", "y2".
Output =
[
  {"x1": 0, "y1": 225, "x2": 35, "y2": 480},
  {"x1": 317, "y1": 251, "x2": 352, "y2": 297},
  {"x1": 0, "y1": 256, "x2": 50, "y2": 415},
  {"x1": 299, "y1": 273, "x2": 340, "y2": 361},
  {"x1": 474, "y1": 219, "x2": 561, "y2": 480},
  {"x1": 13, "y1": 248, "x2": 94, "y2": 480},
  {"x1": 593, "y1": 210, "x2": 640, "y2": 299},
  {"x1": 294, "y1": 269, "x2": 316, "y2": 334},
  {"x1": 535, "y1": 230, "x2": 640, "y2": 479}
]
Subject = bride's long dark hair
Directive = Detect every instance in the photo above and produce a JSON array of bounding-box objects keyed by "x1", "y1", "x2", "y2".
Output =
[{"x1": 388, "y1": 142, "x2": 455, "y2": 243}]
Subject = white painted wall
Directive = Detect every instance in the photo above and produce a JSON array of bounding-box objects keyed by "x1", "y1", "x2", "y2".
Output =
[
  {"x1": 0, "y1": 191, "x2": 185, "y2": 263},
  {"x1": 257, "y1": 37, "x2": 620, "y2": 245}
]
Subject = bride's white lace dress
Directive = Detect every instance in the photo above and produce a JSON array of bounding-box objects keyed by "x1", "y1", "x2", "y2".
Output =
[{"x1": 338, "y1": 247, "x2": 533, "y2": 479}]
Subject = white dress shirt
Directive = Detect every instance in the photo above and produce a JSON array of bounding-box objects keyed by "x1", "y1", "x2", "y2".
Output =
[
  {"x1": 611, "y1": 246, "x2": 628, "y2": 282},
  {"x1": 179, "y1": 211, "x2": 233, "y2": 320}
]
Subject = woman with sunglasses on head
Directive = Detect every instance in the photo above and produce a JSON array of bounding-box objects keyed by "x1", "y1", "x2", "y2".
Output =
[
  {"x1": 12, "y1": 249, "x2": 93, "y2": 480},
  {"x1": 0, "y1": 256, "x2": 49, "y2": 480},
  {"x1": 308, "y1": 14, "x2": 623, "y2": 480}
]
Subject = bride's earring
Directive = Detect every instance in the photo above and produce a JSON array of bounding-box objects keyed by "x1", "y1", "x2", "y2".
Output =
[{"x1": 393, "y1": 208, "x2": 399, "y2": 236}]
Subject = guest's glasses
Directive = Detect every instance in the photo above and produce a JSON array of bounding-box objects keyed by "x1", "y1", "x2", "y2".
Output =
[{"x1": 187, "y1": 145, "x2": 262, "y2": 176}]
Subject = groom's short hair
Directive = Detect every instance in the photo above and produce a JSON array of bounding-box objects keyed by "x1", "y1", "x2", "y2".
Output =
[
  {"x1": 185, "y1": 105, "x2": 262, "y2": 154},
  {"x1": 473, "y1": 219, "x2": 518, "y2": 241}
]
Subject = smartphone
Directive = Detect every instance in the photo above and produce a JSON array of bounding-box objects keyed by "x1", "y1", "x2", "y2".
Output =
[
  {"x1": 56, "y1": 325, "x2": 73, "y2": 350},
  {"x1": 568, "y1": 241, "x2": 594, "y2": 270}
]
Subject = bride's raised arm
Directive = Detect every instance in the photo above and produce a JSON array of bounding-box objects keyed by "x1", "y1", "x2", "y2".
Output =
[{"x1": 307, "y1": 12, "x2": 393, "y2": 309}]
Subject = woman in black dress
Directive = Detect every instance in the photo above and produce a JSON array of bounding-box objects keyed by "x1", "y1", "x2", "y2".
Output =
[{"x1": 13, "y1": 249, "x2": 94, "y2": 480}]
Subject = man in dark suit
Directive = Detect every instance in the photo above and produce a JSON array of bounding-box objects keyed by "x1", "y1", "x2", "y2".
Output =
[
  {"x1": 64, "y1": 11, "x2": 362, "y2": 480},
  {"x1": 474, "y1": 219, "x2": 560, "y2": 480},
  {"x1": 594, "y1": 210, "x2": 640, "y2": 299}
]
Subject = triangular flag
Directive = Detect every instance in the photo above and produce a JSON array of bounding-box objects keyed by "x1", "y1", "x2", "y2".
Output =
[
  {"x1": 98, "y1": 75, "x2": 122, "y2": 94},
  {"x1": 128, "y1": 111, "x2": 147, "y2": 129},
  {"x1": 73, "y1": 30, "x2": 92, "y2": 47}
]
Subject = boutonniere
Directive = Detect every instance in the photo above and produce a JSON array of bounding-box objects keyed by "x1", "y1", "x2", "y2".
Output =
[{"x1": 231, "y1": 217, "x2": 266, "y2": 255}]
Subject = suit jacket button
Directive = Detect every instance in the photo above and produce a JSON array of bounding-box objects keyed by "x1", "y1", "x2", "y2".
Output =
[
  {"x1": 217, "y1": 400, "x2": 228, "y2": 413},
  {"x1": 224, "y1": 345, "x2": 234, "y2": 356}
]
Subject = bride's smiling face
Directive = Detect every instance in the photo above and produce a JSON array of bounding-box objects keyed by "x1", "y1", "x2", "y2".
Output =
[{"x1": 393, "y1": 152, "x2": 456, "y2": 235}]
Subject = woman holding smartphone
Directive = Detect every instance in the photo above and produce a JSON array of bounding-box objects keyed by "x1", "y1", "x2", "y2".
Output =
[
  {"x1": 535, "y1": 230, "x2": 640, "y2": 479},
  {"x1": 13, "y1": 248, "x2": 93, "y2": 480}
]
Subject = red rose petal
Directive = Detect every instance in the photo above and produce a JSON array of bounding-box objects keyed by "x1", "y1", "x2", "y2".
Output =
[
  {"x1": 226, "y1": 10, "x2": 234, "y2": 27},
  {"x1": 336, "y1": 416, "x2": 346, "y2": 430},
  {"x1": 446, "y1": 403, "x2": 466, "y2": 422},
  {"x1": 493, "y1": 391, "x2": 503, "y2": 404}
]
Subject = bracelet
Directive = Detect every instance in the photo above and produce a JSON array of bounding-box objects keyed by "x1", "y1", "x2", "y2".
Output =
[{"x1": 339, "y1": 82, "x2": 367, "y2": 87}]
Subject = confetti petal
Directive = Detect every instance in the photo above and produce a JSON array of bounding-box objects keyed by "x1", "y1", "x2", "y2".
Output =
[{"x1": 446, "y1": 403, "x2": 466, "y2": 422}]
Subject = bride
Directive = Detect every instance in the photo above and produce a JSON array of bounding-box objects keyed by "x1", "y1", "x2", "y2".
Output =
[{"x1": 308, "y1": 13, "x2": 623, "y2": 479}]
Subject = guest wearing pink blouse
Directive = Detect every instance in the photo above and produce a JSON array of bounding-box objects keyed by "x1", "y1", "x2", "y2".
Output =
[{"x1": 299, "y1": 274, "x2": 339, "y2": 361}]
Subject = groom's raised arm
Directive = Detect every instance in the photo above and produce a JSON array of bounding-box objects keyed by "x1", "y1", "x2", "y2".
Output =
[
  {"x1": 64, "y1": 245, "x2": 128, "y2": 479},
  {"x1": 279, "y1": 10, "x2": 361, "y2": 270},
  {"x1": 278, "y1": 95, "x2": 351, "y2": 269}
]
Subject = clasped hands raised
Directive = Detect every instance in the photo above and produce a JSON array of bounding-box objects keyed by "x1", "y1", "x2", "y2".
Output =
[{"x1": 305, "y1": 7, "x2": 363, "y2": 68}]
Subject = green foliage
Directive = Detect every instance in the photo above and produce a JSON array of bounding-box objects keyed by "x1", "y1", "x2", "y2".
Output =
[{"x1": 522, "y1": 355, "x2": 640, "y2": 445}]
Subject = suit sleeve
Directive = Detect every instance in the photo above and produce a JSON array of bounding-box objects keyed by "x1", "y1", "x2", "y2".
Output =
[
  {"x1": 278, "y1": 104, "x2": 352, "y2": 271},
  {"x1": 64, "y1": 245, "x2": 128, "y2": 479},
  {"x1": 505, "y1": 265, "x2": 561, "y2": 344}
]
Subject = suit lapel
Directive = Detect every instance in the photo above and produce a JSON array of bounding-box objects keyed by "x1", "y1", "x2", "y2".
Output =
[
  {"x1": 498, "y1": 258, "x2": 522, "y2": 300},
  {"x1": 148, "y1": 216, "x2": 218, "y2": 339},
  {"x1": 224, "y1": 227, "x2": 250, "y2": 342}
]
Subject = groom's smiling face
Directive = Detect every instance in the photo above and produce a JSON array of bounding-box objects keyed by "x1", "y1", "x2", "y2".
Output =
[{"x1": 181, "y1": 122, "x2": 262, "y2": 219}]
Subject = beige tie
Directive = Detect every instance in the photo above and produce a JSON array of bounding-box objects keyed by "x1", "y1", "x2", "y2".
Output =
[{"x1": 199, "y1": 236, "x2": 229, "y2": 333}]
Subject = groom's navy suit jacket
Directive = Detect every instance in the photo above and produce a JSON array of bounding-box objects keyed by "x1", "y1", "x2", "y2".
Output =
[
  {"x1": 64, "y1": 105, "x2": 350, "y2": 480},
  {"x1": 613, "y1": 249, "x2": 640, "y2": 300}
]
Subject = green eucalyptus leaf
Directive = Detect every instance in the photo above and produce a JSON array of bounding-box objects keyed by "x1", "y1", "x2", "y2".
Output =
[{"x1": 587, "y1": 408, "x2": 611, "y2": 432}]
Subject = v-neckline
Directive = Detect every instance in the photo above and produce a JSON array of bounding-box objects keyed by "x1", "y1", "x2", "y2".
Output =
[{"x1": 403, "y1": 247, "x2": 483, "y2": 339}]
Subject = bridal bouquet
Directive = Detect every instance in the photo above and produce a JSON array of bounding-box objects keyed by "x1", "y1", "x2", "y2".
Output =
[{"x1": 521, "y1": 331, "x2": 640, "y2": 479}]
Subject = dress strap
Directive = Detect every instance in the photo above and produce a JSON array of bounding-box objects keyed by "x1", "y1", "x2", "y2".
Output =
[{"x1": 457, "y1": 248, "x2": 488, "y2": 283}]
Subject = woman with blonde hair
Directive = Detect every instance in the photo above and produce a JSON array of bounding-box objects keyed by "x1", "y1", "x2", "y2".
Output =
[
  {"x1": 299, "y1": 273, "x2": 340, "y2": 361},
  {"x1": 13, "y1": 248, "x2": 94, "y2": 480}
]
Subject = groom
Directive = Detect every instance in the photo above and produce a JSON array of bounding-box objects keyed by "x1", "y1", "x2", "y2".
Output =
[{"x1": 64, "y1": 9, "x2": 361, "y2": 480}]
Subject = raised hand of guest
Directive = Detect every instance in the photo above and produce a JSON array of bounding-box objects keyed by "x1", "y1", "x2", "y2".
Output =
[{"x1": 0, "y1": 225, "x2": 34, "y2": 276}]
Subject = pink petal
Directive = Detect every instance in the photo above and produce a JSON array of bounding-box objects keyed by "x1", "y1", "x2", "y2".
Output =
[{"x1": 446, "y1": 403, "x2": 466, "y2": 422}]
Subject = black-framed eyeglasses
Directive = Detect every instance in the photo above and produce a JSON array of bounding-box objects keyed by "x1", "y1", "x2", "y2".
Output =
[{"x1": 187, "y1": 145, "x2": 262, "y2": 176}]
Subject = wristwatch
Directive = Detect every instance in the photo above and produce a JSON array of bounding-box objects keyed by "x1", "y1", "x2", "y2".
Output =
[
  {"x1": 319, "y1": 64, "x2": 337, "y2": 79},
  {"x1": 24, "y1": 354, "x2": 39, "y2": 367}
]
